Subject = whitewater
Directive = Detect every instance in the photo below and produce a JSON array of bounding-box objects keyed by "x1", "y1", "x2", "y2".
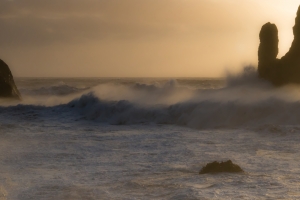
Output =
[{"x1": 1, "y1": 67, "x2": 300, "y2": 199}]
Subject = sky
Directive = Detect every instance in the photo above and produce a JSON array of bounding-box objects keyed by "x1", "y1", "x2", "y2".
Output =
[{"x1": 0, "y1": 0, "x2": 300, "y2": 77}]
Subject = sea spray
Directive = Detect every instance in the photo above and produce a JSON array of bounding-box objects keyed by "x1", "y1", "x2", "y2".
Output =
[{"x1": 5, "y1": 70, "x2": 300, "y2": 129}]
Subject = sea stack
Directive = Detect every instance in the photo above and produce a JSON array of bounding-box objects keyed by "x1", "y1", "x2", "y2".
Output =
[
  {"x1": 258, "y1": 22, "x2": 279, "y2": 81},
  {"x1": 258, "y1": 5, "x2": 300, "y2": 86},
  {"x1": 0, "y1": 59, "x2": 21, "y2": 99}
]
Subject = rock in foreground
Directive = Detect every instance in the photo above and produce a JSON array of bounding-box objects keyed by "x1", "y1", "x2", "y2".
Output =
[
  {"x1": 0, "y1": 59, "x2": 21, "y2": 99},
  {"x1": 199, "y1": 160, "x2": 243, "y2": 174}
]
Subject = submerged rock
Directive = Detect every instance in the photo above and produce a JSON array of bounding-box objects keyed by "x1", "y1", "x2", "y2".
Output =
[
  {"x1": 199, "y1": 160, "x2": 243, "y2": 174},
  {"x1": 258, "y1": 5, "x2": 300, "y2": 85},
  {"x1": 0, "y1": 59, "x2": 21, "y2": 99}
]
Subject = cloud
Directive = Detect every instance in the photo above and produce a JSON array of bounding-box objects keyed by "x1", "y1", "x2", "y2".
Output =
[
  {"x1": 0, "y1": 0, "x2": 283, "y2": 77},
  {"x1": 0, "y1": 0, "x2": 264, "y2": 47},
  {"x1": 0, "y1": 0, "x2": 175, "y2": 46}
]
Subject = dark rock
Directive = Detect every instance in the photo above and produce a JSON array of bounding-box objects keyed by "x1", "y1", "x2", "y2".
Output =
[
  {"x1": 199, "y1": 160, "x2": 243, "y2": 174},
  {"x1": 258, "y1": 22, "x2": 279, "y2": 80},
  {"x1": 0, "y1": 59, "x2": 21, "y2": 99},
  {"x1": 258, "y1": 5, "x2": 300, "y2": 86}
]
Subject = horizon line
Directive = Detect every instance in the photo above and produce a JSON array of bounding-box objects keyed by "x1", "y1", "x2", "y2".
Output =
[{"x1": 14, "y1": 76, "x2": 225, "y2": 79}]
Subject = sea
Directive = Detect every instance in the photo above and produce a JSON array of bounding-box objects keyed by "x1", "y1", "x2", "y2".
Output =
[{"x1": 1, "y1": 67, "x2": 300, "y2": 199}]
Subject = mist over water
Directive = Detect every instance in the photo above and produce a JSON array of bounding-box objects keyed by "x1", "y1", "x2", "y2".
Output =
[
  {"x1": 1, "y1": 68, "x2": 300, "y2": 199},
  {"x1": 7, "y1": 66, "x2": 300, "y2": 130}
]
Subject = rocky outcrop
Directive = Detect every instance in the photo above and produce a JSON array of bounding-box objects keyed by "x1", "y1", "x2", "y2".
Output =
[
  {"x1": 0, "y1": 59, "x2": 21, "y2": 99},
  {"x1": 258, "y1": 23, "x2": 279, "y2": 81},
  {"x1": 258, "y1": 5, "x2": 300, "y2": 85},
  {"x1": 199, "y1": 160, "x2": 243, "y2": 174}
]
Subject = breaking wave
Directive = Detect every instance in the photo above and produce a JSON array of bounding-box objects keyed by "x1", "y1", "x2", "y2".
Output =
[
  {"x1": 4, "y1": 68, "x2": 300, "y2": 130},
  {"x1": 66, "y1": 92, "x2": 300, "y2": 129}
]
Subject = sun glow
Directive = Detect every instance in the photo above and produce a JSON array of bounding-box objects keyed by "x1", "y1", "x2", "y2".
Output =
[
  {"x1": 278, "y1": 29, "x2": 294, "y2": 58},
  {"x1": 1, "y1": 0, "x2": 300, "y2": 77}
]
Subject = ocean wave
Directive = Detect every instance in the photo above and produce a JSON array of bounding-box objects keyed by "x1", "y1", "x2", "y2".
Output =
[
  {"x1": 64, "y1": 92, "x2": 300, "y2": 129},
  {"x1": 2, "y1": 87, "x2": 300, "y2": 130},
  {"x1": 5, "y1": 70, "x2": 300, "y2": 129},
  {"x1": 90, "y1": 79, "x2": 195, "y2": 105},
  {"x1": 19, "y1": 83, "x2": 90, "y2": 96}
]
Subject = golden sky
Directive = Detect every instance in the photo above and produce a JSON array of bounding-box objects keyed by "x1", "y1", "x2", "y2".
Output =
[{"x1": 0, "y1": 0, "x2": 300, "y2": 77}]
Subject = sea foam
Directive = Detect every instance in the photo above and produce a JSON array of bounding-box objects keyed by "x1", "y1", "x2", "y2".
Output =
[{"x1": 5, "y1": 67, "x2": 300, "y2": 129}]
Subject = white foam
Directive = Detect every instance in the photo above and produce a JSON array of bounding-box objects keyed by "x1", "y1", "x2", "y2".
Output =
[{"x1": 5, "y1": 68, "x2": 300, "y2": 129}]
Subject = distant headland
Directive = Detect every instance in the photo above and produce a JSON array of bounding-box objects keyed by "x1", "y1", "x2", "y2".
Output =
[
  {"x1": 258, "y1": 5, "x2": 300, "y2": 86},
  {"x1": 0, "y1": 59, "x2": 21, "y2": 99}
]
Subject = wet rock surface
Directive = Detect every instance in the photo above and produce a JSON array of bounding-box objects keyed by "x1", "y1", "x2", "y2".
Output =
[
  {"x1": 0, "y1": 59, "x2": 21, "y2": 99},
  {"x1": 199, "y1": 160, "x2": 244, "y2": 174}
]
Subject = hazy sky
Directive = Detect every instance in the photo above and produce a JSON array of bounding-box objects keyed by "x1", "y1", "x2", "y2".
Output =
[{"x1": 0, "y1": 0, "x2": 300, "y2": 77}]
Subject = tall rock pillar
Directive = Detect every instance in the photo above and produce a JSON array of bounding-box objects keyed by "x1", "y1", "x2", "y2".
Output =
[{"x1": 258, "y1": 22, "x2": 279, "y2": 80}]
